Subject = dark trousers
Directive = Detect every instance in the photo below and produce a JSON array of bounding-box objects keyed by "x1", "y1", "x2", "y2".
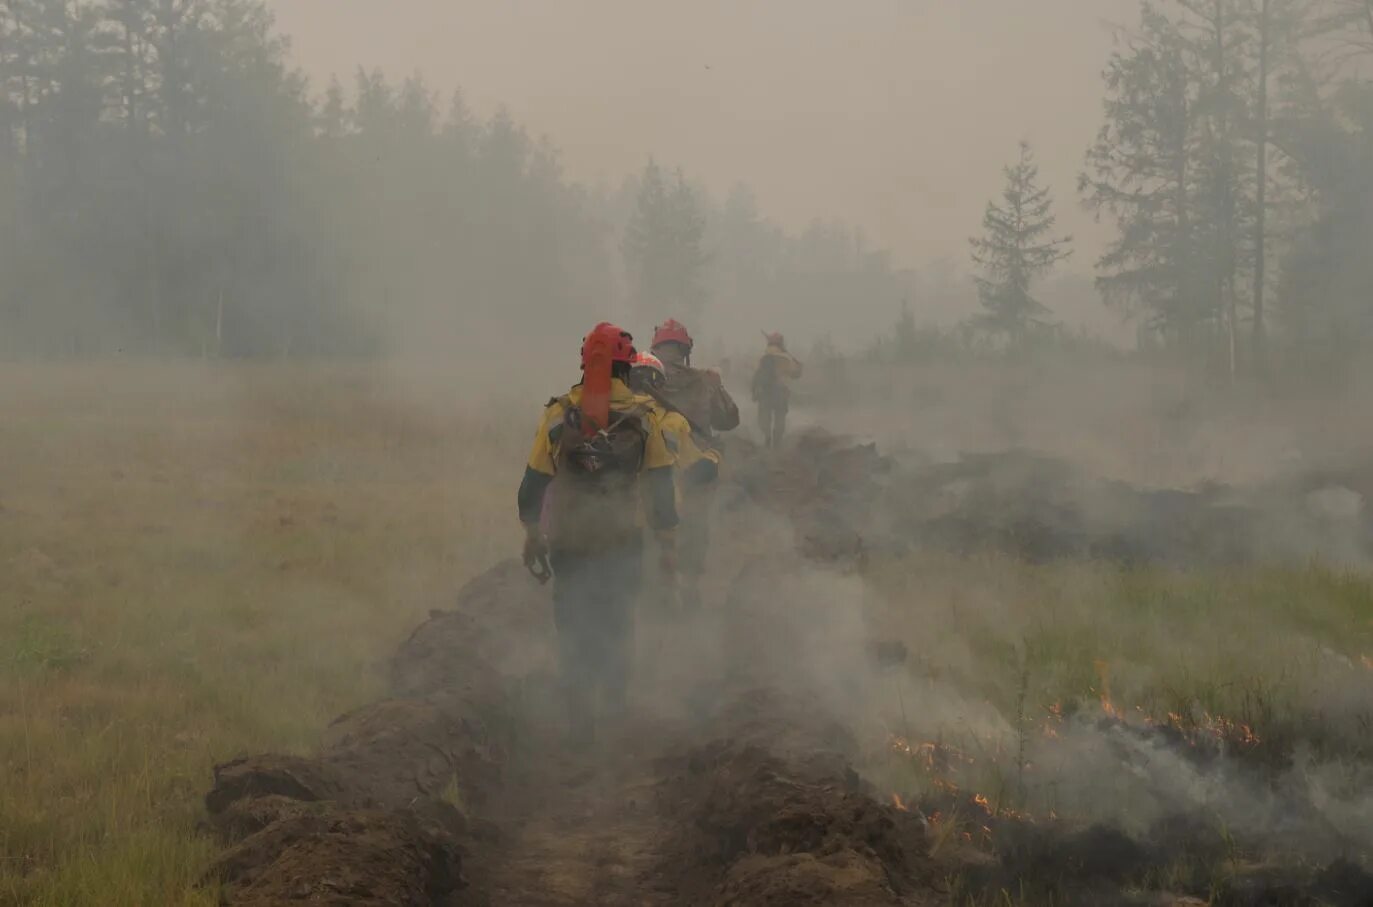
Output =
[
  {"x1": 758, "y1": 397, "x2": 788, "y2": 449},
  {"x1": 549, "y1": 535, "x2": 643, "y2": 739}
]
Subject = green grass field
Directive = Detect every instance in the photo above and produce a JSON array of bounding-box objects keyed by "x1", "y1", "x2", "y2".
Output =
[
  {"x1": 1, "y1": 363, "x2": 1370, "y2": 905},
  {"x1": 0, "y1": 363, "x2": 517, "y2": 905}
]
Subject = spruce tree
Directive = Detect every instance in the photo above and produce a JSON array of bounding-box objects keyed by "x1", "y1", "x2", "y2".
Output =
[
  {"x1": 969, "y1": 141, "x2": 1072, "y2": 342},
  {"x1": 1081, "y1": 5, "x2": 1201, "y2": 347}
]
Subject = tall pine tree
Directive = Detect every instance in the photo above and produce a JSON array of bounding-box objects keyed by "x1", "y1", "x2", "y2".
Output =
[{"x1": 969, "y1": 141, "x2": 1072, "y2": 342}]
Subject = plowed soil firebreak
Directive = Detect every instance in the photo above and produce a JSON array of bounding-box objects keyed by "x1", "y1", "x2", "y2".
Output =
[{"x1": 201, "y1": 433, "x2": 1373, "y2": 906}]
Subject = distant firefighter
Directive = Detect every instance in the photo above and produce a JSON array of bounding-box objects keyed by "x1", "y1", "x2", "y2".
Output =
[{"x1": 751, "y1": 332, "x2": 802, "y2": 449}]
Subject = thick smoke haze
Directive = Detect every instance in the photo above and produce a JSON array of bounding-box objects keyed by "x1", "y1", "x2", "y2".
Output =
[{"x1": 266, "y1": 0, "x2": 1137, "y2": 270}]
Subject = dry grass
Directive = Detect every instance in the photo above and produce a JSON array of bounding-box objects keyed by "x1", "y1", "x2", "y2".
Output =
[
  {"x1": 0, "y1": 362, "x2": 521, "y2": 906},
  {"x1": 0, "y1": 360, "x2": 1370, "y2": 905}
]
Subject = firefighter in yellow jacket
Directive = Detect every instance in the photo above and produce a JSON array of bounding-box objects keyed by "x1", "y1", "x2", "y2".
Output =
[
  {"x1": 628, "y1": 349, "x2": 723, "y2": 611},
  {"x1": 518, "y1": 323, "x2": 677, "y2": 745}
]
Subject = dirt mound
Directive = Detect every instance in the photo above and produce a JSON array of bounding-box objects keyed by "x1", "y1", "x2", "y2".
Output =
[
  {"x1": 726, "y1": 431, "x2": 886, "y2": 565},
  {"x1": 659, "y1": 740, "x2": 934, "y2": 906},
  {"x1": 727, "y1": 432, "x2": 1373, "y2": 567},
  {"x1": 206, "y1": 755, "x2": 350, "y2": 815},
  {"x1": 202, "y1": 560, "x2": 553, "y2": 905},
  {"x1": 210, "y1": 804, "x2": 460, "y2": 906},
  {"x1": 390, "y1": 559, "x2": 554, "y2": 701}
]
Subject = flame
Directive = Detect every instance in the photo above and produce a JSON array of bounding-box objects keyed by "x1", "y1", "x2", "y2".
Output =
[
  {"x1": 972, "y1": 793, "x2": 992, "y2": 815},
  {"x1": 1093, "y1": 659, "x2": 1123, "y2": 719},
  {"x1": 889, "y1": 735, "x2": 974, "y2": 770},
  {"x1": 891, "y1": 792, "x2": 909, "y2": 812}
]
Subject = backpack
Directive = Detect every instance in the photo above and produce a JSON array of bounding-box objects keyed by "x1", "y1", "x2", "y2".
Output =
[{"x1": 549, "y1": 397, "x2": 650, "y2": 485}]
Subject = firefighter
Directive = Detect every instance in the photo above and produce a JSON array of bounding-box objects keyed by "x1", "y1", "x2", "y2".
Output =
[
  {"x1": 752, "y1": 332, "x2": 802, "y2": 449},
  {"x1": 517, "y1": 322, "x2": 678, "y2": 746},
  {"x1": 628, "y1": 351, "x2": 713, "y2": 472},
  {"x1": 648, "y1": 320, "x2": 738, "y2": 610},
  {"x1": 627, "y1": 351, "x2": 717, "y2": 613}
]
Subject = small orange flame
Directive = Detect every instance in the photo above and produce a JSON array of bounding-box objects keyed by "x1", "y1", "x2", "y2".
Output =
[
  {"x1": 1094, "y1": 659, "x2": 1123, "y2": 719},
  {"x1": 973, "y1": 793, "x2": 992, "y2": 815},
  {"x1": 891, "y1": 792, "x2": 909, "y2": 812}
]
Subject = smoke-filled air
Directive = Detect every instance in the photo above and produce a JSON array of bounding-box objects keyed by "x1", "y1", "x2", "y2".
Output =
[{"x1": 4, "y1": 1, "x2": 1373, "y2": 905}]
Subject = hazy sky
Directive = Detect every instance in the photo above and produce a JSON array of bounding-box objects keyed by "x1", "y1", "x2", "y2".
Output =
[{"x1": 267, "y1": 0, "x2": 1140, "y2": 272}]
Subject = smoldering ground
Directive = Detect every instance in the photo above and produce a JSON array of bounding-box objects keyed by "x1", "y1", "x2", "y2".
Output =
[{"x1": 198, "y1": 380, "x2": 1373, "y2": 905}]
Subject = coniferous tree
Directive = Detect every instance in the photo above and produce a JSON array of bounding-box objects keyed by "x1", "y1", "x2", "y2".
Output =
[
  {"x1": 1082, "y1": 4, "x2": 1201, "y2": 348},
  {"x1": 969, "y1": 141, "x2": 1072, "y2": 343},
  {"x1": 0, "y1": 0, "x2": 908, "y2": 358},
  {"x1": 623, "y1": 159, "x2": 707, "y2": 323}
]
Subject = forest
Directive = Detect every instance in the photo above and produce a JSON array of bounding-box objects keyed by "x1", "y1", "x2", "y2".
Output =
[{"x1": 0, "y1": 0, "x2": 1370, "y2": 372}]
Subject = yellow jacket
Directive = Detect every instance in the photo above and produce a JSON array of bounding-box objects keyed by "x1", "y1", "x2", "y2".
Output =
[
  {"x1": 661, "y1": 410, "x2": 720, "y2": 475},
  {"x1": 526, "y1": 379, "x2": 675, "y2": 477}
]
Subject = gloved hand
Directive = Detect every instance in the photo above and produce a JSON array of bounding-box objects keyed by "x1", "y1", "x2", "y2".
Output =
[{"x1": 522, "y1": 524, "x2": 550, "y2": 581}]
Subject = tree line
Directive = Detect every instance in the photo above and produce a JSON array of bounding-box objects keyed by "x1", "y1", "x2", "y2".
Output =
[
  {"x1": 968, "y1": 0, "x2": 1372, "y2": 377},
  {"x1": 3, "y1": 0, "x2": 1368, "y2": 368},
  {"x1": 0, "y1": 0, "x2": 906, "y2": 358}
]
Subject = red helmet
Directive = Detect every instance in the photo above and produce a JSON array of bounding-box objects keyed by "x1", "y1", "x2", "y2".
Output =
[
  {"x1": 652, "y1": 319, "x2": 693, "y2": 350},
  {"x1": 581, "y1": 322, "x2": 636, "y2": 367}
]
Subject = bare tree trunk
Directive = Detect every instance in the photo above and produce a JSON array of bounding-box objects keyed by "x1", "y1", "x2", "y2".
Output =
[
  {"x1": 1253, "y1": 0, "x2": 1270, "y2": 370},
  {"x1": 149, "y1": 255, "x2": 161, "y2": 354},
  {"x1": 1209, "y1": 0, "x2": 1240, "y2": 378},
  {"x1": 1227, "y1": 278, "x2": 1238, "y2": 382},
  {"x1": 215, "y1": 283, "x2": 224, "y2": 357},
  {"x1": 119, "y1": 6, "x2": 138, "y2": 128},
  {"x1": 7, "y1": 0, "x2": 33, "y2": 156}
]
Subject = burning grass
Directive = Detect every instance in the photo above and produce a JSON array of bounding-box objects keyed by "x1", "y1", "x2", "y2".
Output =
[{"x1": 865, "y1": 550, "x2": 1373, "y2": 902}]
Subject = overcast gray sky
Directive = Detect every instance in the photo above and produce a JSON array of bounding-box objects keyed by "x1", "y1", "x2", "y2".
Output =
[{"x1": 267, "y1": 0, "x2": 1140, "y2": 272}]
